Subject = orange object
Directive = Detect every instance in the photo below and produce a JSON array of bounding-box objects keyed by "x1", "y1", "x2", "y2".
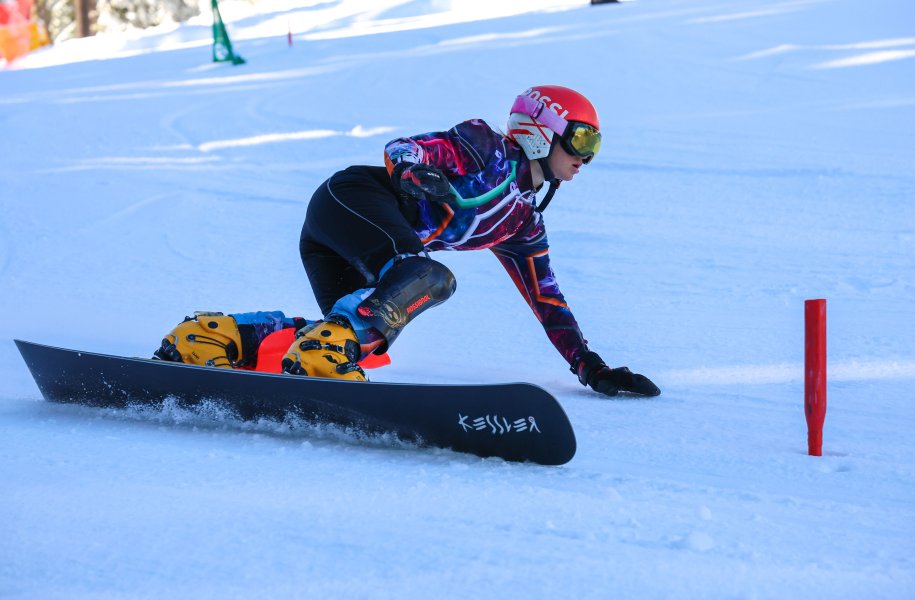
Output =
[
  {"x1": 254, "y1": 328, "x2": 296, "y2": 373},
  {"x1": 29, "y1": 20, "x2": 49, "y2": 50},
  {"x1": 358, "y1": 351, "x2": 391, "y2": 369},
  {"x1": 0, "y1": 24, "x2": 29, "y2": 63},
  {"x1": 254, "y1": 327, "x2": 391, "y2": 372},
  {"x1": 0, "y1": 0, "x2": 34, "y2": 64}
]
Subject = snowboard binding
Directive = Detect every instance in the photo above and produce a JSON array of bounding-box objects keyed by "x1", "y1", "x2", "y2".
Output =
[
  {"x1": 153, "y1": 312, "x2": 246, "y2": 368},
  {"x1": 280, "y1": 315, "x2": 367, "y2": 381}
]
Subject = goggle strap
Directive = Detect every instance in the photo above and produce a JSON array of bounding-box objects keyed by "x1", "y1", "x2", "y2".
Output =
[{"x1": 511, "y1": 95, "x2": 569, "y2": 137}]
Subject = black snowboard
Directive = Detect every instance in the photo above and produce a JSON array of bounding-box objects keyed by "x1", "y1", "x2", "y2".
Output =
[{"x1": 14, "y1": 339, "x2": 576, "y2": 465}]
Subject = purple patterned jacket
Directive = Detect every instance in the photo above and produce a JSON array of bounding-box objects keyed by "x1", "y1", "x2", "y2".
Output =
[{"x1": 384, "y1": 119, "x2": 590, "y2": 368}]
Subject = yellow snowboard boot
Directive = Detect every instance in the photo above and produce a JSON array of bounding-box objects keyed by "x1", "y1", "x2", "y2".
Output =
[
  {"x1": 153, "y1": 312, "x2": 245, "y2": 368},
  {"x1": 281, "y1": 316, "x2": 367, "y2": 381}
]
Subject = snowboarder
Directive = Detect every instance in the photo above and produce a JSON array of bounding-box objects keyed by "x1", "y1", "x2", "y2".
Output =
[{"x1": 154, "y1": 85, "x2": 660, "y2": 397}]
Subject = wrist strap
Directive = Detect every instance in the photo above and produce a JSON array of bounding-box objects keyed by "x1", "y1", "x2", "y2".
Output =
[{"x1": 573, "y1": 351, "x2": 605, "y2": 386}]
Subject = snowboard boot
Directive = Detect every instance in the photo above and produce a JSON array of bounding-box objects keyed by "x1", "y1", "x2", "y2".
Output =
[
  {"x1": 280, "y1": 315, "x2": 367, "y2": 381},
  {"x1": 153, "y1": 312, "x2": 246, "y2": 369}
]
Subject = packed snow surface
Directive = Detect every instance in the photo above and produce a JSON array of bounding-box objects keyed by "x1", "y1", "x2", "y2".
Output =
[{"x1": 2, "y1": 0, "x2": 914, "y2": 597}]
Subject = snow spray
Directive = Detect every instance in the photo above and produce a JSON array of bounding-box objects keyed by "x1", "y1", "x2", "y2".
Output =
[{"x1": 804, "y1": 299, "x2": 827, "y2": 456}]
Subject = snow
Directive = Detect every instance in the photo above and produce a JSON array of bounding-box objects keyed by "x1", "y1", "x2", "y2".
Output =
[{"x1": 2, "y1": 0, "x2": 914, "y2": 596}]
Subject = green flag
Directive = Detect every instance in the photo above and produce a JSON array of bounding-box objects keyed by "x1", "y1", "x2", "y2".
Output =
[{"x1": 212, "y1": 0, "x2": 244, "y2": 65}]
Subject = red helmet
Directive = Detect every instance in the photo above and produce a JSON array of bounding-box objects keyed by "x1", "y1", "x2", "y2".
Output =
[{"x1": 507, "y1": 85, "x2": 601, "y2": 163}]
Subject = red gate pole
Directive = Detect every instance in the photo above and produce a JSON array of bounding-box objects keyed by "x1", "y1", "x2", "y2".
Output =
[{"x1": 805, "y1": 299, "x2": 827, "y2": 456}]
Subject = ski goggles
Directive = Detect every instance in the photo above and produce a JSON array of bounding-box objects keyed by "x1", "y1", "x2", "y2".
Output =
[
  {"x1": 511, "y1": 94, "x2": 602, "y2": 163},
  {"x1": 558, "y1": 122, "x2": 601, "y2": 163}
]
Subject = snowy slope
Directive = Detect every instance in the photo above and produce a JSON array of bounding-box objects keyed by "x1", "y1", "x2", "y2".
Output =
[{"x1": 2, "y1": 0, "x2": 914, "y2": 597}]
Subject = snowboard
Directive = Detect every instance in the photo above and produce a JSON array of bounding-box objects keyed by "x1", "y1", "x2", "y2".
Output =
[{"x1": 14, "y1": 339, "x2": 576, "y2": 465}]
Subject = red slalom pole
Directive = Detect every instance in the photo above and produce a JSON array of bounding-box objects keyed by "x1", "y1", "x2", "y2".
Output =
[{"x1": 805, "y1": 299, "x2": 827, "y2": 456}]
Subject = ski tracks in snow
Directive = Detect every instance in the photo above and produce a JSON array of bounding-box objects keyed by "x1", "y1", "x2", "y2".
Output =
[{"x1": 76, "y1": 192, "x2": 173, "y2": 236}]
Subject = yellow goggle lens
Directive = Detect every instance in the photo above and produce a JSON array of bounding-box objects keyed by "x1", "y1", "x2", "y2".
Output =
[{"x1": 567, "y1": 123, "x2": 602, "y2": 157}]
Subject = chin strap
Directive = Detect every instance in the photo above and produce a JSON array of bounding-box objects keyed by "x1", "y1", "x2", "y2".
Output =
[
  {"x1": 535, "y1": 158, "x2": 560, "y2": 213},
  {"x1": 536, "y1": 179, "x2": 560, "y2": 213}
]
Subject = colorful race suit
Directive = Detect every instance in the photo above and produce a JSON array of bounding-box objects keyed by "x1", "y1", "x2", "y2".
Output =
[{"x1": 384, "y1": 119, "x2": 590, "y2": 367}]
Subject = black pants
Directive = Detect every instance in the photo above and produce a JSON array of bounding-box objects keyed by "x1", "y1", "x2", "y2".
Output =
[{"x1": 299, "y1": 166, "x2": 424, "y2": 315}]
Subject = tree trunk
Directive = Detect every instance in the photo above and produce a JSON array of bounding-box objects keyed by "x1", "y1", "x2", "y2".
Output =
[{"x1": 74, "y1": 0, "x2": 95, "y2": 37}]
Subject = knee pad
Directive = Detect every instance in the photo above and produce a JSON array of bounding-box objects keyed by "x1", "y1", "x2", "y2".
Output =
[{"x1": 330, "y1": 256, "x2": 456, "y2": 355}]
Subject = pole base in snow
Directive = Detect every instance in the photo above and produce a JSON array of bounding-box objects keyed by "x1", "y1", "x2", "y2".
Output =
[{"x1": 808, "y1": 430, "x2": 823, "y2": 457}]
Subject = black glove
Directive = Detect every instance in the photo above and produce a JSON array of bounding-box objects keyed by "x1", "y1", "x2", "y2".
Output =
[
  {"x1": 392, "y1": 163, "x2": 453, "y2": 202},
  {"x1": 574, "y1": 351, "x2": 661, "y2": 397}
]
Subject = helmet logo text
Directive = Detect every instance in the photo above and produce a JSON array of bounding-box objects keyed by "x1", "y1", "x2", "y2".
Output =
[{"x1": 523, "y1": 89, "x2": 570, "y2": 119}]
